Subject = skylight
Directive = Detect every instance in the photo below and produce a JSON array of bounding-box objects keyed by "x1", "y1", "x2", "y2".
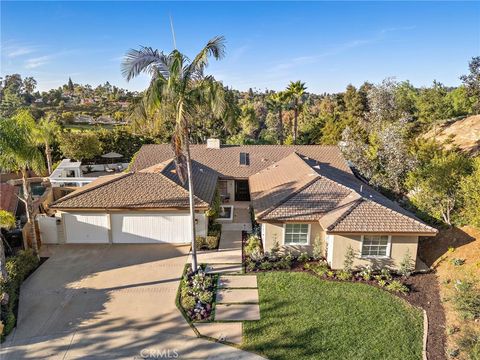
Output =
[{"x1": 240, "y1": 152, "x2": 250, "y2": 166}]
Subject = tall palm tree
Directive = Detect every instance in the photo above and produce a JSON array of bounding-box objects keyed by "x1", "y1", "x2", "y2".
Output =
[
  {"x1": 0, "y1": 117, "x2": 46, "y2": 257},
  {"x1": 286, "y1": 81, "x2": 307, "y2": 144},
  {"x1": 34, "y1": 114, "x2": 61, "y2": 174},
  {"x1": 267, "y1": 91, "x2": 288, "y2": 145},
  {"x1": 122, "y1": 36, "x2": 226, "y2": 272}
]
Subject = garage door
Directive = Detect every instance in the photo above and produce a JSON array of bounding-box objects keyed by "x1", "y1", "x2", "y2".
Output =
[
  {"x1": 111, "y1": 213, "x2": 190, "y2": 244},
  {"x1": 63, "y1": 213, "x2": 109, "y2": 243}
]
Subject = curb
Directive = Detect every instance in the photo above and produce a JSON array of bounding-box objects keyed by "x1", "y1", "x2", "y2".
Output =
[{"x1": 422, "y1": 309, "x2": 429, "y2": 360}]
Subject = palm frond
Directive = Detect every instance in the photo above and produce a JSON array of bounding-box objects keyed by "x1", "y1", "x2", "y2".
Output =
[
  {"x1": 121, "y1": 47, "x2": 170, "y2": 81},
  {"x1": 187, "y1": 36, "x2": 226, "y2": 78}
]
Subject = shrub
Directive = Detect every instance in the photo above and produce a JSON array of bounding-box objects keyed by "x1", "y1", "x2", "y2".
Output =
[
  {"x1": 380, "y1": 268, "x2": 393, "y2": 281},
  {"x1": 269, "y1": 240, "x2": 280, "y2": 260},
  {"x1": 343, "y1": 245, "x2": 355, "y2": 274},
  {"x1": 450, "y1": 258, "x2": 466, "y2": 266},
  {"x1": 245, "y1": 259, "x2": 256, "y2": 272},
  {"x1": 198, "y1": 290, "x2": 213, "y2": 304},
  {"x1": 386, "y1": 280, "x2": 409, "y2": 294},
  {"x1": 312, "y1": 234, "x2": 324, "y2": 260},
  {"x1": 453, "y1": 280, "x2": 480, "y2": 320},
  {"x1": 205, "y1": 235, "x2": 219, "y2": 250},
  {"x1": 181, "y1": 294, "x2": 197, "y2": 311},
  {"x1": 245, "y1": 235, "x2": 262, "y2": 257},
  {"x1": 195, "y1": 236, "x2": 205, "y2": 250},
  {"x1": 208, "y1": 222, "x2": 222, "y2": 237},
  {"x1": 259, "y1": 261, "x2": 273, "y2": 271},
  {"x1": 1, "y1": 250, "x2": 40, "y2": 340},
  {"x1": 377, "y1": 279, "x2": 387, "y2": 287},
  {"x1": 326, "y1": 271, "x2": 335, "y2": 278},
  {"x1": 297, "y1": 252, "x2": 310, "y2": 263},
  {"x1": 399, "y1": 250, "x2": 414, "y2": 277},
  {"x1": 360, "y1": 265, "x2": 373, "y2": 281},
  {"x1": 337, "y1": 270, "x2": 352, "y2": 281},
  {"x1": 304, "y1": 262, "x2": 329, "y2": 276}
]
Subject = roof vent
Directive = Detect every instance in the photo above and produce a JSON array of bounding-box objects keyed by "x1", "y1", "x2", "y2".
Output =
[
  {"x1": 207, "y1": 138, "x2": 221, "y2": 149},
  {"x1": 240, "y1": 152, "x2": 250, "y2": 166},
  {"x1": 360, "y1": 185, "x2": 363, "y2": 192},
  {"x1": 313, "y1": 165, "x2": 320, "y2": 169}
]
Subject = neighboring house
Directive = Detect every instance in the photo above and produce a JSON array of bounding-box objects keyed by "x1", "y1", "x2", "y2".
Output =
[
  {"x1": 49, "y1": 140, "x2": 437, "y2": 270},
  {"x1": 0, "y1": 183, "x2": 20, "y2": 217}
]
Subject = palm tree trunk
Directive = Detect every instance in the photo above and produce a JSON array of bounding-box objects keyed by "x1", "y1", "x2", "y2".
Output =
[
  {"x1": 293, "y1": 98, "x2": 299, "y2": 145},
  {"x1": 21, "y1": 169, "x2": 39, "y2": 258},
  {"x1": 184, "y1": 135, "x2": 198, "y2": 272},
  {"x1": 278, "y1": 108, "x2": 284, "y2": 145},
  {"x1": 45, "y1": 143, "x2": 53, "y2": 175}
]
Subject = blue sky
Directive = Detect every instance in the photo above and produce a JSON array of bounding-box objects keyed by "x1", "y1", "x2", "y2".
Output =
[{"x1": 1, "y1": 1, "x2": 479, "y2": 93}]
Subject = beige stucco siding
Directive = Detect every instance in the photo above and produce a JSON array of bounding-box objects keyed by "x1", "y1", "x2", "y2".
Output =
[
  {"x1": 329, "y1": 234, "x2": 418, "y2": 270},
  {"x1": 262, "y1": 222, "x2": 326, "y2": 255}
]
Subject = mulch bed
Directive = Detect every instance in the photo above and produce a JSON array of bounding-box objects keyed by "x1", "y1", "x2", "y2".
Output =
[{"x1": 400, "y1": 273, "x2": 447, "y2": 360}]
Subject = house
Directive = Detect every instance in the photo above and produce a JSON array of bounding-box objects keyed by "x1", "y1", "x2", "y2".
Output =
[{"x1": 49, "y1": 139, "x2": 437, "y2": 270}]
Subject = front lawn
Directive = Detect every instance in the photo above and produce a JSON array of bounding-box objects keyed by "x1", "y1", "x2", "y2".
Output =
[{"x1": 242, "y1": 272, "x2": 423, "y2": 360}]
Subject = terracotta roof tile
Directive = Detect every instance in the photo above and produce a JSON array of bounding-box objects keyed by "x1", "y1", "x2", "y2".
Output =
[{"x1": 0, "y1": 183, "x2": 19, "y2": 214}]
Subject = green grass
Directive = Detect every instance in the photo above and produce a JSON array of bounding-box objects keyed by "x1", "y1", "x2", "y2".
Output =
[{"x1": 242, "y1": 272, "x2": 423, "y2": 360}]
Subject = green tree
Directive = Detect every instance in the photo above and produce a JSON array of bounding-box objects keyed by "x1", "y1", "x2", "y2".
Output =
[
  {"x1": 447, "y1": 86, "x2": 474, "y2": 116},
  {"x1": 122, "y1": 36, "x2": 226, "y2": 272},
  {"x1": 239, "y1": 103, "x2": 259, "y2": 138},
  {"x1": 460, "y1": 56, "x2": 480, "y2": 114},
  {"x1": 286, "y1": 81, "x2": 307, "y2": 144},
  {"x1": 459, "y1": 157, "x2": 480, "y2": 228},
  {"x1": 0, "y1": 210, "x2": 15, "y2": 282},
  {"x1": 58, "y1": 131, "x2": 102, "y2": 161},
  {"x1": 406, "y1": 151, "x2": 471, "y2": 225},
  {"x1": 67, "y1": 77, "x2": 74, "y2": 92},
  {"x1": 416, "y1": 81, "x2": 454, "y2": 125},
  {"x1": 0, "y1": 117, "x2": 46, "y2": 256},
  {"x1": 266, "y1": 91, "x2": 288, "y2": 144},
  {"x1": 34, "y1": 114, "x2": 61, "y2": 174}
]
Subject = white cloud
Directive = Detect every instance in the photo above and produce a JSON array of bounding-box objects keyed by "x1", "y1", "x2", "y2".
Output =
[{"x1": 25, "y1": 56, "x2": 51, "y2": 69}]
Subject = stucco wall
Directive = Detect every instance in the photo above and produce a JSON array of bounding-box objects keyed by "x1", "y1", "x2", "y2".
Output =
[
  {"x1": 262, "y1": 222, "x2": 326, "y2": 255},
  {"x1": 329, "y1": 234, "x2": 418, "y2": 270}
]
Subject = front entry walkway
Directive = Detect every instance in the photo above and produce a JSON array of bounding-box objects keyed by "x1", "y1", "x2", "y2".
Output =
[{"x1": 191, "y1": 207, "x2": 261, "y2": 345}]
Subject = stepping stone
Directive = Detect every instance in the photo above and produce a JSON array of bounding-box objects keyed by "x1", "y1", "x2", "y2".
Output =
[
  {"x1": 218, "y1": 275, "x2": 257, "y2": 289},
  {"x1": 205, "y1": 264, "x2": 243, "y2": 274},
  {"x1": 215, "y1": 304, "x2": 260, "y2": 321},
  {"x1": 195, "y1": 322, "x2": 243, "y2": 344},
  {"x1": 216, "y1": 289, "x2": 259, "y2": 304}
]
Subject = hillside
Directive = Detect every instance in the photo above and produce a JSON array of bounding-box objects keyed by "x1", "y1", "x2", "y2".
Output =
[{"x1": 424, "y1": 115, "x2": 480, "y2": 154}]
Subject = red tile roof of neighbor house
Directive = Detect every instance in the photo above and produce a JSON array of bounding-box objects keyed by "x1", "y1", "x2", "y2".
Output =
[
  {"x1": 52, "y1": 143, "x2": 437, "y2": 234},
  {"x1": 0, "y1": 183, "x2": 19, "y2": 214}
]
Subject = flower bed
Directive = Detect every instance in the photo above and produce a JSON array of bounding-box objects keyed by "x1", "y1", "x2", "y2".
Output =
[
  {"x1": 195, "y1": 223, "x2": 221, "y2": 251},
  {"x1": 178, "y1": 265, "x2": 217, "y2": 321}
]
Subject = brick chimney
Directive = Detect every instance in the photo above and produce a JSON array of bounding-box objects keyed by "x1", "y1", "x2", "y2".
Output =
[{"x1": 206, "y1": 138, "x2": 221, "y2": 149}]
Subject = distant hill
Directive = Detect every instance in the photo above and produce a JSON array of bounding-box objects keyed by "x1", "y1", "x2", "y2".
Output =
[{"x1": 424, "y1": 115, "x2": 480, "y2": 155}]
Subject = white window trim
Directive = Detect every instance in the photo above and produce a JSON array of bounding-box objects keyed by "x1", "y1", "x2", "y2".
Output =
[
  {"x1": 360, "y1": 235, "x2": 392, "y2": 259},
  {"x1": 283, "y1": 223, "x2": 311, "y2": 246}
]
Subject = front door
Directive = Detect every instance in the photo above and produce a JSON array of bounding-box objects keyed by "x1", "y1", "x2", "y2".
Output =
[{"x1": 235, "y1": 180, "x2": 250, "y2": 201}]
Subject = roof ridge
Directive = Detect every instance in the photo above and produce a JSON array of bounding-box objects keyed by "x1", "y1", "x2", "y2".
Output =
[
  {"x1": 326, "y1": 198, "x2": 364, "y2": 231},
  {"x1": 157, "y1": 165, "x2": 209, "y2": 205},
  {"x1": 51, "y1": 172, "x2": 132, "y2": 206}
]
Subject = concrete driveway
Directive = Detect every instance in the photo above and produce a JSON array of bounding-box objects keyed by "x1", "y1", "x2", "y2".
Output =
[{"x1": 1, "y1": 244, "x2": 263, "y2": 359}]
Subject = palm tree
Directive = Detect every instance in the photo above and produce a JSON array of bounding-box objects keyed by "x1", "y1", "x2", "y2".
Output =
[
  {"x1": 286, "y1": 81, "x2": 307, "y2": 144},
  {"x1": 267, "y1": 91, "x2": 288, "y2": 145},
  {"x1": 34, "y1": 114, "x2": 61, "y2": 174},
  {"x1": 122, "y1": 36, "x2": 226, "y2": 272},
  {"x1": 0, "y1": 117, "x2": 46, "y2": 257},
  {"x1": 0, "y1": 210, "x2": 15, "y2": 283}
]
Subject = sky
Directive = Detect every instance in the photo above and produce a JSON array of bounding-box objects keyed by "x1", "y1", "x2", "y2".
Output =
[{"x1": 1, "y1": 1, "x2": 479, "y2": 93}]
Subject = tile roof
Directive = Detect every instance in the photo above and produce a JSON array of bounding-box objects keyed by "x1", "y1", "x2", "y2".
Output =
[
  {"x1": 327, "y1": 200, "x2": 437, "y2": 233},
  {"x1": 50, "y1": 170, "x2": 211, "y2": 209},
  {"x1": 249, "y1": 152, "x2": 437, "y2": 234},
  {"x1": 130, "y1": 144, "x2": 351, "y2": 178},
  {"x1": 0, "y1": 183, "x2": 19, "y2": 214}
]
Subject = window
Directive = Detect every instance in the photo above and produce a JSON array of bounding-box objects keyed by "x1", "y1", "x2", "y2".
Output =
[
  {"x1": 239, "y1": 152, "x2": 250, "y2": 165},
  {"x1": 361, "y1": 235, "x2": 391, "y2": 258},
  {"x1": 284, "y1": 224, "x2": 310, "y2": 245}
]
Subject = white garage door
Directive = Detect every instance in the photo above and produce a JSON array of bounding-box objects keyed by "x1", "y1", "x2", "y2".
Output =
[
  {"x1": 63, "y1": 213, "x2": 109, "y2": 243},
  {"x1": 111, "y1": 212, "x2": 190, "y2": 244}
]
